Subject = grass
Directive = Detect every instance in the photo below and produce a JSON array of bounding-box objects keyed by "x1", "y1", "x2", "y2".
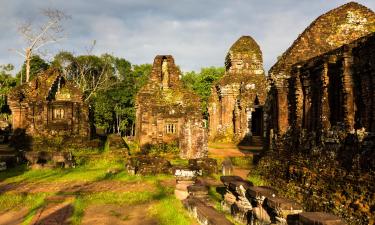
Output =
[
  {"x1": 230, "y1": 156, "x2": 253, "y2": 169},
  {"x1": 0, "y1": 144, "x2": 266, "y2": 225},
  {"x1": 149, "y1": 196, "x2": 195, "y2": 225},
  {"x1": 0, "y1": 156, "x2": 126, "y2": 184},
  {"x1": 0, "y1": 193, "x2": 49, "y2": 211},
  {"x1": 248, "y1": 173, "x2": 268, "y2": 186},
  {"x1": 0, "y1": 192, "x2": 50, "y2": 225}
]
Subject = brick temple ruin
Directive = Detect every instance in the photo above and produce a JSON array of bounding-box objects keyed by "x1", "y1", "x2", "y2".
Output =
[
  {"x1": 135, "y1": 55, "x2": 207, "y2": 159},
  {"x1": 208, "y1": 36, "x2": 267, "y2": 144},
  {"x1": 8, "y1": 68, "x2": 90, "y2": 139},
  {"x1": 266, "y1": 1, "x2": 375, "y2": 138},
  {"x1": 259, "y1": 2, "x2": 375, "y2": 224}
]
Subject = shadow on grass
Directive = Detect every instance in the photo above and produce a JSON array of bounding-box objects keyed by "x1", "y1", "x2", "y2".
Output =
[{"x1": 0, "y1": 164, "x2": 28, "y2": 182}]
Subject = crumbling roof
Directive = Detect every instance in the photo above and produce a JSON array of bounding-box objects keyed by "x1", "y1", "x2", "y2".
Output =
[
  {"x1": 269, "y1": 1, "x2": 375, "y2": 77},
  {"x1": 136, "y1": 55, "x2": 202, "y2": 115},
  {"x1": 228, "y1": 36, "x2": 262, "y2": 56},
  {"x1": 8, "y1": 68, "x2": 84, "y2": 103},
  {"x1": 225, "y1": 36, "x2": 263, "y2": 71}
]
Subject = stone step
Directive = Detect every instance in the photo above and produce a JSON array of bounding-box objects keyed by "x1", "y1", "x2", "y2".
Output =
[
  {"x1": 299, "y1": 212, "x2": 346, "y2": 225},
  {"x1": 183, "y1": 197, "x2": 234, "y2": 225}
]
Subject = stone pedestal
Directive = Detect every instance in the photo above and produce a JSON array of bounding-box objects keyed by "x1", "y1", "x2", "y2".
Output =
[
  {"x1": 174, "y1": 167, "x2": 201, "y2": 200},
  {"x1": 299, "y1": 212, "x2": 346, "y2": 225}
]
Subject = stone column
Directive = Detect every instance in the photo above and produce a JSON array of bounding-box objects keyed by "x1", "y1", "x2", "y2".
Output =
[
  {"x1": 220, "y1": 84, "x2": 240, "y2": 132},
  {"x1": 321, "y1": 61, "x2": 331, "y2": 130},
  {"x1": 301, "y1": 76, "x2": 312, "y2": 130},
  {"x1": 294, "y1": 67, "x2": 304, "y2": 129},
  {"x1": 275, "y1": 82, "x2": 289, "y2": 134},
  {"x1": 342, "y1": 50, "x2": 355, "y2": 131}
]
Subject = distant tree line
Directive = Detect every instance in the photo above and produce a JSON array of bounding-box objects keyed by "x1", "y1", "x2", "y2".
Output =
[{"x1": 0, "y1": 53, "x2": 224, "y2": 135}]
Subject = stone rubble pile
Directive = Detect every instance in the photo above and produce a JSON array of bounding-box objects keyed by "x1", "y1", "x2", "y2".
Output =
[
  {"x1": 175, "y1": 166, "x2": 234, "y2": 225},
  {"x1": 126, "y1": 156, "x2": 172, "y2": 175},
  {"x1": 25, "y1": 151, "x2": 75, "y2": 169},
  {"x1": 219, "y1": 176, "x2": 346, "y2": 225}
]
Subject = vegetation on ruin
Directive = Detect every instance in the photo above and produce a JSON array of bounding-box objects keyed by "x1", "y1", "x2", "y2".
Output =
[{"x1": 181, "y1": 66, "x2": 224, "y2": 118}]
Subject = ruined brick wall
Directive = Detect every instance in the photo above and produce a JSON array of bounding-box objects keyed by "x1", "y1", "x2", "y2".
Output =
[
  {"x1": 208, "y1": 36, "x2": 267, "y2": 143},
  {"x1": 267, "y1": 2, "x2": 375, "y2": 136},
  {"x1": 135, "y1": 55, "x2": 207, "y2": 159},
  {"x1": 8, "y1": 68, "x2": 90, "y2": 140},
  {"x1": 259, "y1": 32, "x2": 375, "y2": 225}
]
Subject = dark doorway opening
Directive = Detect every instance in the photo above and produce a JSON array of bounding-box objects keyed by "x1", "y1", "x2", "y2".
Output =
[{"x1": 251, "y1": 107, "x2": 263, "y2": 136}]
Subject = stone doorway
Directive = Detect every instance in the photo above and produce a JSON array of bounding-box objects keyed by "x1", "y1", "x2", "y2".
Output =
[{"x1": 251, "y1": 107, "x2": 263, "y2": 136}]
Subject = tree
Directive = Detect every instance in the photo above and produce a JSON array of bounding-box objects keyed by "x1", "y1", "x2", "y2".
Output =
[
  {"x1": 182, "y1": 67, "x2": 224, "y2": 119},
  {"x1": 16, "y1": 55, "x2": 49, "y2": 84},
  {"x1": 93, "y1": 63, "x2": 152, "y2": 135},
  {"x1": 53, "y1": 52, "x2": 116, "y2": 102},
  {"x1": 0, "y1": 64, "x2": 17, "y2": 116},
  {"x1": 14, "y1": 8, "x2": 69, "y2": 83}
]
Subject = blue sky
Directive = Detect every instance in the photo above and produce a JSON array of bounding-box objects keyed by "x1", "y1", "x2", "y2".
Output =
[{"x1": 0, "y1": 0, "x2": 374, "y2": 74}]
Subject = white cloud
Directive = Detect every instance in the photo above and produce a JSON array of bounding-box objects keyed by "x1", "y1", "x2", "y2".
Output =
[{"x1": 0, "y1": 0, "x2": 374, "y2": 74}]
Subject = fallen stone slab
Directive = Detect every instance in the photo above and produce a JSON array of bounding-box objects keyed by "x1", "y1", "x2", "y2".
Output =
[
  {"x1": 265, "y1": 196, "x2": 303, "y2": 223},
  {"x1": 228, "y1": 180, "x2": 253, "y2": 193},
  {"x1": 265, "y1": 196, "x2": 303, "y2": 211},
  {"x1": 183, "y1": 197, "x2": 234, "y2": 225},
  {"x1": 299, "y1": 212, "x2": 347, "y2": 225},
  {"x1": 247, "y1": 186, "x2": 278, "y2": 199},
  {"x1": 220, "y1": 175, "x2": 243, "y2": 186}
]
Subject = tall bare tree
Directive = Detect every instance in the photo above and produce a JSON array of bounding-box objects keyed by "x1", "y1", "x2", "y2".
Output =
[{"x1": 14, "y1": 8, "x2": 69, "y2": 83}]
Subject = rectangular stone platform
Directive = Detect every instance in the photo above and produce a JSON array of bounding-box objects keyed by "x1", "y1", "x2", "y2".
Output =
[
  {"x1": 247, "y1": 186, "x2": 278, "y2": 199},
  {"x1": 299, "y1": 212, "x2": 346, "y2": 225}
]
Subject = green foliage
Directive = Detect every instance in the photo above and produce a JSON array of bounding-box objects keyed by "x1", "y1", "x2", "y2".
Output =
[
  {"x1": 16, "y1": 55, "x2": 49, "y2": 84},
  {"x1": 142, "y1": 142, "x2": 180, "y2": 156},
  {"x1": 247, "y1": 173, "x2": 268, "y2": 186},
  {"x1": 52, "y1": 51, "x2": 152, "y2": 135},
  {"x1": 230, "y1": 156, "x2": 253, "y2": 169},
  {"x1": 181, "y1": 67, "x2": 224, "y2": 118},
  {"x1": 0, "y1": 64, "x2": 17, "y2": 115}
]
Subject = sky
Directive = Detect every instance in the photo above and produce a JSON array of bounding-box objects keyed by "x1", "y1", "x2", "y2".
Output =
[{"x1": 0, "y1": 0, "x2": 374, "y2": 74}]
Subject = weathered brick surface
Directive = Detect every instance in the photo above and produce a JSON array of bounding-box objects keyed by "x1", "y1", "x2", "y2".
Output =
[
  {"x1": 8, "y1": 68, "x2": 90, "y2": 141},
  {"x1": 208, "y1": 36, "x2": 267, "y2": 143},
  {"x1": 135, "y1": 55, "x2": 207, "y2": 158},
  {"x1": 267, "y1": 2, "x2": 375, "y2": 135},
  {"x1": 260, "y1": 3, "x2": 375, "y2": 224}
]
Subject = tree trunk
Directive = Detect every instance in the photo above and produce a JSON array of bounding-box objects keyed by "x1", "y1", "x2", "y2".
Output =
[{"x1": 25, "y1": 48, "x2": 31, "y2": 83}]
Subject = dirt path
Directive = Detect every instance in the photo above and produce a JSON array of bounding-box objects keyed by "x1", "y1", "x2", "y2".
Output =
[
  {"x1": 0, "y1": 180, "x2": 163, "y2": 194},
  {"x1": 208, "y1": 143, "x2": 254, "y2": 179},
  {"x1": 31, "y1": 196, "x2": 75, "y2": 225},
  {"x1": 208, "y1": 143, "x2": 261, "y2": 158},
  {"x1": 82, "y1": 203, "x2": 158, "y2": 225},
  {"x1": 0, "y1": 208, "x2": 29, "y2": 225}
]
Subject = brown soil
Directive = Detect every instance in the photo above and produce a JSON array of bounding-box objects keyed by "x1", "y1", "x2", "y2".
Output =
[
  {"x1": 208, "y1": 143, "x2": 258, "y2": 158},
  {"x1": 31, "y1": 196, "x2": 75, "y2": 225},
  {"x1": 0, "y1": 180, "x2": 158, "y2": 194},
  {"x1": 233, "y1": 168, "x2": 250, "y2": 179},
  {"x1": 0, "y1": 208, "x2": 29, "y2": 225},
  {"x1": 82, "y1": 203, "x2": 159, "y2": 225}
]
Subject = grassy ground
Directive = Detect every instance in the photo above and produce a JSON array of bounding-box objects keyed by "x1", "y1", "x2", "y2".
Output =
[
  {"x1": 0, "y1": 151, "x2": 194, "y2": 225},
  {"x1": 0, "y1": 142, "x2": 268, "y2": 225}
]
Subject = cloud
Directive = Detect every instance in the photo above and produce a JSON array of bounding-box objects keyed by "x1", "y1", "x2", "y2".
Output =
[{"x1": 0, "y1": 0, "x2": 374, "y2": 74}]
